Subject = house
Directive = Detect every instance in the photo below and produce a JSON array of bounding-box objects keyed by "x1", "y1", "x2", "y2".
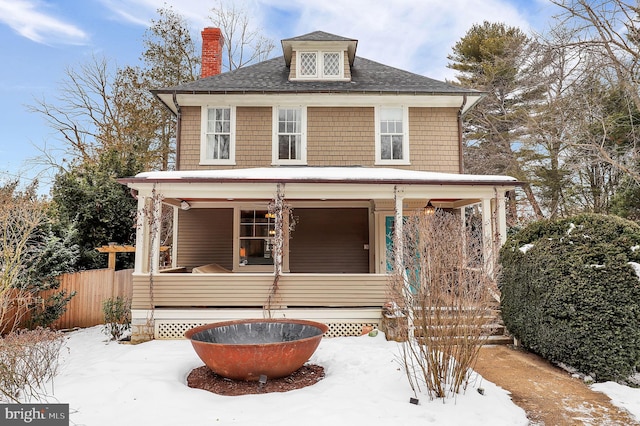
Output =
[{"x1": 120, "y1": 28, "x2": 518, "y2": 343}]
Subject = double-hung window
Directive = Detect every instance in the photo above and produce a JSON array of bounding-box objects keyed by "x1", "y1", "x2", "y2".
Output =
[
  {"x1": 201, "y1": 106, "x2": 235, "y2": 165},
  {"x1": 375, "y1": 106, "x2": 409, "y2": 164},
  {"x1": 273, "y1": 107, "x2": 306, "y2": 164}
]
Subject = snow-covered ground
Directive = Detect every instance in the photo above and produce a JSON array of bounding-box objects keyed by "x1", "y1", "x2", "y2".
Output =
[{"x1": 45, "y1": 327, "x2": 639, "y2": 425}]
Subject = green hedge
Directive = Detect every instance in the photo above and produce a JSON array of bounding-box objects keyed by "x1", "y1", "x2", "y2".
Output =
[{"x1": 499, "y1": 213, "x2": 640, "y2": 382}]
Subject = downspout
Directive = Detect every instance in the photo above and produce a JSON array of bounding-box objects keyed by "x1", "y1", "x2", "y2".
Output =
[
  {"x1": 172, "y1": 91, "x2": 182, "y2": 170},
  {"x1": 457, "y1": 94, "x2": 467, "y2": 174}
]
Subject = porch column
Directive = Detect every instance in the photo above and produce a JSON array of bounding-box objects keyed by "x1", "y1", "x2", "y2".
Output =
[
  {"x1": 394, "y1": 186, "x2": 405, "y2": 274},
  {"x1": 496, "y1": 191, "x2": 507, "y2": 245},
  {"x1": 171, "y1": 206, "x2": 179, "y2": 269},
  {"x1": 274, "y1": 183, "x2": 285, "y2": 277},
  {"x1": 481, "y1": 198, "x2": 494, "y2": 274},
  {"x1": 150, "y1": 194, "x2": 162, "y2": 273},
  {"x1": 134, "y1": 196, "x2": 149, "y2": 274},
  {"x1": 459, "y1": 207, "x2": 467, "y2": 265}
]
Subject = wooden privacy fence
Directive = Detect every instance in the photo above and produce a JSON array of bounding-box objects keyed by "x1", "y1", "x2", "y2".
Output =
[{"x1": 46, "y1": 268, "x2": 133, "y2": 329}]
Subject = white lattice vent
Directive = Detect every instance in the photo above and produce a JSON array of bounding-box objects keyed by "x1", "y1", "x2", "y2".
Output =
[
  {"x1": 155, "y1": 321, "x2": 379, "y2": 339},
  {"x1": 156, "y1": 322, "x2": 207, "y2": 339},
  {"x1": 325, "y1": 323, "x2": 378, "y2": 338}
]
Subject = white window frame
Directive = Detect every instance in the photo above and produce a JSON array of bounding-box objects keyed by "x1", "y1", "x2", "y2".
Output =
[
  {"x1": 235, "y1": 206, "x2": 275, "y2": 272},
  {"x1": 295, "y1": 50, "x2": 344, "y2": 80},
  {"x1": 374, "y1": 106, "x2": 410, "y2": 165},
  {"x1": 298, "y1": 52, "x2": 318, "y2": 78},
  {"x1": 272, "y1": 106, "x2": 307, "y2": 165},
  {"x1": 200, "y1": 105, "x2": 236, "y2": 165}
]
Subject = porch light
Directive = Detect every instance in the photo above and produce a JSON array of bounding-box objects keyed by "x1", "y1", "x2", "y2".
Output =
[
  {"x1": 265, "y1": 213, "x2": 276, "y2": 219},
  {"x1": 424, "y1": 201, "x2": 435, "y2": 215},
  {"x1": 180, "y1": 200, "x2": 191, "y2": 210}
]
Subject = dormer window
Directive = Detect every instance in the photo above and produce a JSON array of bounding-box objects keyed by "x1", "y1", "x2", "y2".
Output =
[
  {"x1": 299, "y1": 52, "x2": 317, "y2": 77},
  {"x1": 296, "y1": 51, "x2": 344, "y2": 80}
]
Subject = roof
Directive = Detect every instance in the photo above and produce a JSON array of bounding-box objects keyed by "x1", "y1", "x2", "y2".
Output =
[
  {"x1": 153, "y1": 56, "x2": 477, "y2": 96},
  {"x1": 120, "y1": 167, "x2": 519, "y2": 186},
  {"x1": 152, "y1": 30, "x2": 484, "y2": 115},
  {"x1": 281, "y1": 30, "x2": 356, "y2": 43}
]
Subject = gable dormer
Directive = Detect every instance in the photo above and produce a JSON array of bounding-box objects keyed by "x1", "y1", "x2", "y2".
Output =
[{"x1": 281, "y1": 31, "x2": 357, "y2": 82}]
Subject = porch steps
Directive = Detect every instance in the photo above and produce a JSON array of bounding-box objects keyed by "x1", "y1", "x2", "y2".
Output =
[{"x1": 411, "y1": 306, "x2": 514, "y2": 346}]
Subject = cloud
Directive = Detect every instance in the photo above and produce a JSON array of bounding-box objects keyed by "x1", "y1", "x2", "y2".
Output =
[
  {"x1": 98, "y1": 0, "x2": 212, "y2": 28},
  {"x1": 90, "y1": 0, "x2": 547, "y2": 81},
  {"x1": 0, "y1": 0, "x2": 88, "y2": 44},
  {"x1": 258, "y1": 0, "x2": 536, "y2": 80}
]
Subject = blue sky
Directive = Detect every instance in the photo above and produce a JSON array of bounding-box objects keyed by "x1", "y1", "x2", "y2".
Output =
[{"x1": 0, "y1": 0, "x2": 556, "y2": 194}]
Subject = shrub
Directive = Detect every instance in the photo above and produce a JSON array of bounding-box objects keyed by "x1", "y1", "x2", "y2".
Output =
[
  {"x1": 0, "y1": 327, "x2": 65, "y2": 402},
  {"x1": 102, "y1": 296, "x2": 131, "y2": 341},
  {"x1": 499, "y1": 213, "x2": 640, "y2": 382},
  {"x1": 388, "y1": 210, "x2": 497, "y2": 399}
]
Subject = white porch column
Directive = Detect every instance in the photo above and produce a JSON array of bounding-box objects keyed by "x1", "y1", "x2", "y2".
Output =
[
  {"x1": 496, "y1": 191, "x2": 507, "y2": 246},
  {"x1": 394, "y1": 186, "x2": 405, "y2": 275},
  {"x1": 459, "y1": 207, "x2": 467, "y2": 265},
  {"x1": 273, "y1": 183, "x2": 285, "y2": 277},
  {"x1": 134, "y1": 196, "x2": 149, "y2": 273},
  {"x1": 481, "y1": 198, "x2": 494, "y2": 274},
  {"x1": 171, "y1": 206, "x2": 179, "y2": 268},
  {"x1": 150, "y1": 194, "x2": 162, "y2": 273}
]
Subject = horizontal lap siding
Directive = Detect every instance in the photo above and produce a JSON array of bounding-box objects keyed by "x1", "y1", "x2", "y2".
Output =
[
  {"x1": 278, "y1": 275, "x2": 386, "y2": 306},
  {"x1": 177, "y1": 209, "x2": 233, "y2": 270},
  {"x1": 289, "y1": 208, "x2": 369, "y2": 273},
  {"x1": 132, "y1": 274, "x2": 388, "y2": 309},
  {"x1": 132, "y1": 274, "x2": 273, "y2": 309}
]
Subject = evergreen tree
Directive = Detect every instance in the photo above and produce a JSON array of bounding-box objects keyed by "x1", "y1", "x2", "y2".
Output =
[
  {"x1": 448, "y1": 21, "x2": 545, "y2": 223},
  {"x1": 51, "y1": 150, "x2": 141, "y2": 270}
]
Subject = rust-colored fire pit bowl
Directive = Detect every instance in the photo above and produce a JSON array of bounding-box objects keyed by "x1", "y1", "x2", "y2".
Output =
[{"x1": 185, "y1": 318, "x2": 328, "y2": 381}]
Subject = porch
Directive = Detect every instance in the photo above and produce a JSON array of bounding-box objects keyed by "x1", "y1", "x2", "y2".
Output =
[{"x1": 121, "y1": 167, "x2": 518, "y2": 342}]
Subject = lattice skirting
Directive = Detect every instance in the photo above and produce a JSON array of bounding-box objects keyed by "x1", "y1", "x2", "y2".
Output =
[
  {"x1": 131, "y1": 308, "x2": 382, "y2": 340},
  {"x1": 155, "y1": 320, "x2": 379, "y2": 339}
]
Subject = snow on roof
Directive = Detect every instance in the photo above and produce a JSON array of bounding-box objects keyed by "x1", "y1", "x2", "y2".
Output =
[{"x1": 129, "y1": 167, "x2": 519, "y2": 185}]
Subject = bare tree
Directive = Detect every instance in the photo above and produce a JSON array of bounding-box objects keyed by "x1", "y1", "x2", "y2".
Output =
[
  {"x1": 387, "y1": 210, "x2": 498, "y2": 399},
  {"x1": 0, "y1": 182, "x2": 47, "y2": 333},
  {"x1": 551, "y1": 0, "x2": 640, "y2": 110},
  {"x1": 29, "y1": 56, "x2": 119, "y2": 169},
  {"x1": 525, "y1": 26, "x2": 591, "y2": 218},
  {"x1": 550, "y1": 0, "x2": 640, "y2": 183},
  {"x1": 209, "y1": 0, "x2": 275, "y2": 71},
  {"x1": 141, "y1": 6, "x2": 201, "y2": 170}
]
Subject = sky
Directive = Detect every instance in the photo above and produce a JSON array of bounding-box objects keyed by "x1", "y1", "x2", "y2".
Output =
[
  {"x1": 0, "y1": 0, "x2": 557, "y2": 194},
  {"x1": 18, "y1": 325, "x2": 639, "y2": 425}
]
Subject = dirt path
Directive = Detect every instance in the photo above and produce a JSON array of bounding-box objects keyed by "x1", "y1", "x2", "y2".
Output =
[{"x1": 474, "y1": 345, "x2": 639, "y2": 426}]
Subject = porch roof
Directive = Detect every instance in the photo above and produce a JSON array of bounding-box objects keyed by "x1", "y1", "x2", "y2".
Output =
[
  {"x1": 120, "y1": 167, "x2": 521, "y2": 186},
  {"x1": 120, "y1": 167, "x2": 521, "y2": 206}
]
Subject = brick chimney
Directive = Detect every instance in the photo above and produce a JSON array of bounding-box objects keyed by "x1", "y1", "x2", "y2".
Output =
[{"x1": 201, "y1": 27, "x2": 224, "y2": 78}]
